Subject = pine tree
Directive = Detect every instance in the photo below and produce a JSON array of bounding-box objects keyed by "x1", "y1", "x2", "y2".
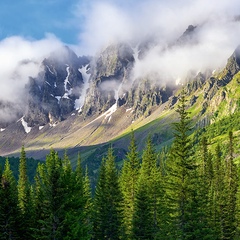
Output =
[
  {"x1": 137, "y1": 137, "x2": 164, "y2": 238},
  {"x1": 63, "y1": 153, "x2": 92, "y2": 240},
  {"x1": 93, "y1": 146, "x2": 123, "y2": 240},
  {"x1": 61, "y1": 151, "x2": 76, "y2": 240},
  {"x1": 221, "y1": 131, "x2": 238, "y2": 239},
  {"x1": 132, "y1": 174, "x2": 152, "y2": 240},
  {"x1": 93, "y1": 156, "x2": 108, "y2": 239},
  {"x1": 33, "y1": 149, "x2": 65, "y2": 239},
  {"x1": 119, "y1": 131, "x2": 140, "y2": 238},
  {"x1": 165, "y1": 91, "x2": 197, "y2": 239},
  {"x1": 212, "y1": 144, "x2": 224, "y2": 238},
  {"x1": 32, "y1": 162, "x2": 47, "y2": 238},
  {"x1": 17, "y1": 146, "x2": 35, "y2": 239},
  {"x1": 0, "y1": 159, "x2": 20, "y2": 239},
  {"x1": 18, "y1": 146, "x2": 29, "y2": 212},
  {"x1": 191, "y1": 136, "x2": 215, "y2": 239},
  {"x1": 82, "y1": 167, "x2": 93, "y2": 238}
]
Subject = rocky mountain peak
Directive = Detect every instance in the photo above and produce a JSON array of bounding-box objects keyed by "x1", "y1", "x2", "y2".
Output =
[
  {"x1": 1, "y1": 25, "x2": 240, "y2": 159},
  {"x1": 177, "y1": 24, "x2": 197, "y2": 45},
  {"x1": 24, "y1": 46, "x2": 91, "y2": 127},
  {"x1": 216, "y1": 45, "x2": 240, "y2": 86},
  {"x1": 81, "y1": 43, "x2": 135, "y2": 116}
]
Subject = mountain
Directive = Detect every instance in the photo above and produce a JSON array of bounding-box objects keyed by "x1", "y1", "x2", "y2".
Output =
[{"x1": 0, "y1": 26, "x2": 240, "y2": 172}]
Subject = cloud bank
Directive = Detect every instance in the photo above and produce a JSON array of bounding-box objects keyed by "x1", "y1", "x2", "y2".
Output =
[
  {"x1": 0, "y1": 34, "x2": 63, "y2": 122},
  {"x1": 76, "y1": 0, "x2": 240, "y2": 82}
]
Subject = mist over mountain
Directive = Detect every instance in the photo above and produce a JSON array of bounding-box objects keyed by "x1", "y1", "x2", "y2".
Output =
[
  {"x1": 2, "y1": 3, "x2": 240, "y2": 239},
  {"x1": 0, "y1": 0, "x2": 240, "y2": 157}
]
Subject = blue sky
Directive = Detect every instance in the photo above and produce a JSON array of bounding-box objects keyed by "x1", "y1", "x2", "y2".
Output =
[
  {"x1": 0, "y1": 0, "x2": 80, "y2": 44},
  {"x1": 1, "y1": 0, "x2": 239, "y2": 52},
  {"x1": 0, "y1": 0, "x2": 142, "y2": 45},
  {"x1": 0, "y1": 0, "x2": 239, "y2": 55}
]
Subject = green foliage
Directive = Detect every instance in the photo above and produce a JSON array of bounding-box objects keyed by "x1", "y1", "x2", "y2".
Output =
[
  {"x1": 119, "y1": 131, "x2": 140, "y2": 238},
  {"x1": 0, "y1": 155, "x2": 41, "y2": 182},
  {"x1": 132, "y1": 175, "x2": 153, "y2": 240},
  {"x1": 206, "y1": 111, "x2": 240, "y2": 139},
  {"x1": 132, "y1": 137, "x2": 165, "y2": 239},
  {"x1": 31, "y1": 149, "x2": 92, "y2": 239},
  {"x1": 0, "y1": 159, "x2": 20, "y2": 239},
  {"x1": 220, "y1": 131, "x2": 238, "y2": 239},
  {"x1": 1, "y1": 98, "x2": 240, "y2": 239},
  {"x1": 93, "y1": 147, "x2": 123, "y2": 240},
  {"x1": 17, "y1": 146, "x2": 35, "y2": 239},
  {"x1": 165, "y1": 92, "x2": 200, "y2": 239}
]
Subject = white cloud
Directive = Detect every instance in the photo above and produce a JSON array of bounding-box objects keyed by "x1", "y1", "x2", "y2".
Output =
[
  {"x1": 74, "y1": 0, "x2": 240, "y2": 82},
  {"x1": 0, "y1": 34, "x2": 63, "y2": 121}
]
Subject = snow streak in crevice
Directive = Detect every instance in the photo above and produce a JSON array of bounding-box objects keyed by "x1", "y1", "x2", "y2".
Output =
[{"x1": 75, "y1": 64, "x2": 91, "y2": 112}]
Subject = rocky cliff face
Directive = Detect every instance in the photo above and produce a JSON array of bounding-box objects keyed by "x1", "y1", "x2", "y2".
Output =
[
  {"x1": 0, "y1": 25, "x2": 208, "y2": 131},
  {"x1": 82, "y1": 43, "x2": 135, "y2": 116},
  {"x1": 0, "y1": 41, "x2": 175, "y2": 131},
  {"x1": 24, "y1": 47, "x2": 91, "y2": 126},
  {"x1": 1, "y1": 25, "x2": 240, "y2": 159},
  {"x1": 2, "y1": 34, "x2": 240, "y2": 132},
  {"x1": 82, "y1": 42, "x2": 175, "y2": 119}
]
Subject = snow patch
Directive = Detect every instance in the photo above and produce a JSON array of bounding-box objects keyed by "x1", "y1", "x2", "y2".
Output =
[
  {"x1": 45, "y1": 81, "x2": 51, "y2": 86},
  {"x1": 0, "y1": 128, "x2": 5, "y2": 132},
  {"x1": 82, "y1": 99, "x2": 118, "y2": 127},
  {"x1": 55, "y1": 96, "x2": 61, "y2": 103},
  {"x1": 46, "y1": 65, "x2": 54, "y2": 75},
  {"x1": 104, "y1": 82, "x2": 122, "y2": 122},
  {"x1": 104, "y1": 103, "x2": 118, "y2": 120},
  {"x1": 176, "y1": 77, "x2": 181, "y2": 85},
  {"x1": 49, "y1": 123, "x2": 57, "y2": 127},
  {"x1": 132, "y1": 45, "x2": 140, "y2": 62},
  {"x1": 126, "y1": 108, "x2": 132, "y2": 112},
  {"x1": 19, "y1": 117, "x2": 32, "y2": 133},
  {"x1": 78, "y1": 82, "x2": 122, "y2": 127},
  {"x1": 75, "y1": 64, "x2": 91, "y2": 112},
  {"x1": 63, "y1": 66, "x2": 72, "y2": 99},
  {"x1": 39, "y1": 126, "x2": 44, "y2": 130}
]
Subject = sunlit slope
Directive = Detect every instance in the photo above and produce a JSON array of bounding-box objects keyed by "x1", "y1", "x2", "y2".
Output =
[{"x1": 1, "y1": 51, "x2": 240, "y2": 163}]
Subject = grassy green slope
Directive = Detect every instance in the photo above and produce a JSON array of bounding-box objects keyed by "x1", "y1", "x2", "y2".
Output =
[{"x1": 2, "y1": 66, "x2": 240, "y2": 178}]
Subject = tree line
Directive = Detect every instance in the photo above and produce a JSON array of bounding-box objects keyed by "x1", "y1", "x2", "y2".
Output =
[{"x1": 0, "y1": 92, "x2": 239, "y2": 239}]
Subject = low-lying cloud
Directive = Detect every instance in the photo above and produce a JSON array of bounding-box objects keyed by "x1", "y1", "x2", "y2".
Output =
[
  {"x1": 76, "y1": 0, "x2": 240, "y2": 83},
  {"x1": 0, "y1": 34, "x2": 63, "y2": 122}
]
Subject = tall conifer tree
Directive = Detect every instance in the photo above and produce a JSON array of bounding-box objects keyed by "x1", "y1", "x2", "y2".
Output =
[
  {"x1": 132, "y1": 174, "x2": 152, "y2": 240},
  {"x1": 221, "y1": 131, "x2": 238, "y2": 239},
  {"x1": 17, "y1": 146, "x2": 34, "y2": 239},
  {"x1": 34, "y1": 149, "x2": 65, "y2": 239},
  {"x1": 165, "y1": 91, "x2": 197, "y2": 239},
  {"x1": 212, "y1": 144, "x2": 224, "y2": 238},
  {"x1": 193, "y1": 136, "x2": 216, "y2": 239},
  {"x1": 93, "y1": 146, "x2": 123, "y2": 240},
  {"x1": 120, "y1": 131, "x2": 140, "y2": 238},
  {"x1": 63, "y1": 153, "x2": 92, "y2": 240},
  {"x1": 141, "y1": 137, "x2": 164, "y2": 237},
  {"x1": 0, "y1": 159, "x2": 20, "y2": 239},
  {"x1": 93, "y1": 156, "x2": 108, "y2": 239}
]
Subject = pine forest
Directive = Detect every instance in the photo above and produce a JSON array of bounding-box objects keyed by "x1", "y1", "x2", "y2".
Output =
[{"x1": 1, "y1": 91, "x2": 240, "y2": 240}]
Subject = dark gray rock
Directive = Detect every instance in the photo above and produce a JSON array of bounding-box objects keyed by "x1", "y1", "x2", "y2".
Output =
[{"x1": 25, "y1": 46, "x2": 90, "y2": 127}]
